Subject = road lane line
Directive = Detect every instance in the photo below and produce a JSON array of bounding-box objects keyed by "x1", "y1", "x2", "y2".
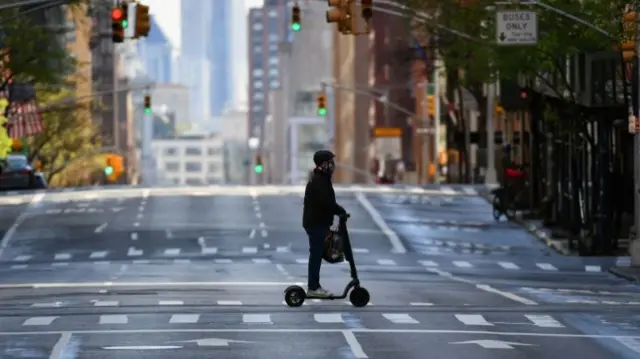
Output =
[
  {"x1": 169, "y1": 314, "x2": 199, "y2": 324},
  {"x1": 498, "y1": 262, "x2": 520, "y2": 270},
  {"x1": 314, "y1": 313, "x2": 343, "y2": 323},
  {"x1": 455, "y1": 314, "x2": 493, "y2": 326},
  {"x1": 524, "y1": 315, "x2": 564, "y2": 328},
  {"x1": 49, "y1": 332, "x2": 71, "y2": 359},
  {"x1": 0, "y1": 192, "x2": 45, "y2": 258},
  {"x1": 94, "y1": 223, "x2": 108, "y2": 233},
  {"x1": 243, "y1": 314, "x2": 272, "y2": 324},
  {"x1": 355, "y1": 192, "x2": 407, "y2": 253},
  {"x1": 425, "y1": 268, "x2": 538, "y2": 305},
  {"x1": 383, "y1": 314, "x2": 418, "y2": 324},
  {"x1": 0, "y1": 281, "x2": 307, "y2": 289},
  {"x1": 159, "y1": 301, "x2": 183, "y2": 306},
  {"x1": 24, "y1": 317, "x2": 58, "y2": 326},
  {"x1": 342, "y1": 330, "x2": 368, "y2": 358},
  {"x1": 90, "y1": 251, "x2": 108, "y2": 259},
  {"x1": 536, "y1": 263, "x2": 557, "y2": 271},
  {"x1": 616, "y1": 338, "x2": 640, "y2": 355},
  {"x1": 99, "y1": 315, "x2": 128, "y2": 324}
]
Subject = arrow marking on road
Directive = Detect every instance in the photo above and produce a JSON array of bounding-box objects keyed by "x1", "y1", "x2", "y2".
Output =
[
  {"x1": 103, "y1": 345, "x2": 183, "y2": 350},
  {"x1": 450, "y1": 339, "x2": 536, "y2": 349},
  {"x1": 176, "y1": 338, "x2": 256, "y2": 347}
]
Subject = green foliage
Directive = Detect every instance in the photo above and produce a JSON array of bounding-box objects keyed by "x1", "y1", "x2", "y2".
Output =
[
  {"x1": 28, "y1": 87, "x2": 101, "y2": 186},
  {"x1": 405, "y1": 0, "x2": 627, "y2": 94},
  {"x1": 0, "y1": 6, "x2": 76, "y2": 88},
  {"x1": 0, "y1": 99, "x2": 11, "y2": 157}
]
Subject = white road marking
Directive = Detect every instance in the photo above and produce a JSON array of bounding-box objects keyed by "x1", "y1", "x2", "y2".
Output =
[
  {"x1": 352, "y1": 248, "x2": 369, "y2": 253},
  {"x1": 90, "y1": 251, "x2": 108, "y2": 259},
  {"x1": 94, "y1": 223, "x2": 108, "y2": 233},
  {"x1": 261, "y1": 230, "x2": 268, "y2": 237},
  {"x1": 418, "y1": 260, "x2": 438, "y2": 267},
  {"x1": 276, "y1": 246, "x2": 289, "y2": 252},
  {"x1": 249, "y1": 229, "x2": 256, "y2": 238},
  {"x1": 462, "y1": 187, "x2": 477, "y2": 195},
  {"x1": 498, "y1": 262, "x2": 520, "y2": 270},
  {"x1": 24, "y1": 317, "x2": 58, "y2": 326},
  {"x1": 383, "y1": 313, "x2": 418, "y2": 324},
  {"x1": 524, "y1": 315, "x2": 564, "y2": 328},
  {"x1": 14, "y1": 255, "x2": 31, "y2": 261},
  {"x1": 243, "y1": 314, "x2": 272, "y2": 324},
  {"x1": 616, "y1": 338, "x2": 640, "y2": 355},
  {"x1": 296, "y1": 258, "x2": 309, "y2": 264},
  {"x1": 585, "y1": 265, "x2": 601, "y2": 272},
  {"x1": 159, "y1": 301, "x2": 183, "y2": 306},
  {"x1": 127, "y1": 247, "x2": 143, "y2": 256},
  {"x1": 355, "y1": 192, "x2": 407, "y2": 253},
  {"x1": 164, "y1": 248, "x2": 181, "y2": 256},
  {"x1": 173, "y1": 259, "x2": 191, "y2": 264},
  {"x1": 54, "y1": 253, "x2": 71, "y2": 260},
  {"x1": 99, "y1": 315, "x2": 128, "y2": 324},
  {"x1": 130, "y1": 232, "x2": 138, "y2": 240},
  {"x1": 242, "y1": 247, "x2": 258, "y2": 254},
  {"x1": 11, "y1": 264, "x2": 28, "y2": 269},
  {"x1": 169, "y1": 314, "x2": 200, "y2": 324},
  {"x1": 314, "y1": 313, "x2": 343, "y2": 323},
  {"x1": 49, "y1": 332, "x2": 71, "y2": 359},
  {"x1": 252, "y1": 258, "x2": 271, "y2": 264},
  {"x1": 440, "y1": 186, "x2": 456, "y2": 195},
  {"x1": 455, "y1": 314, "x2": 493, "y2": 326},
  {"x1": 217, "y1": 300, "x2": 242, "y2": 306},
  {"x1": 377, "y1": 259, "x2": 396, "y2": 266},
  {"x1": 214, "y1": 259, "x2": 233, "y2": 264},
  {"x1": 453, "y1": 261, "x2": 472, "y2": 268},
  {"x1": 410, "y1": 302, "x2": 433, "y2": 306},
  {"x1": 342, "y1": 330, "x2": 369, "y2": 358},
  {"x1": 536, "y1": 263, "x2": 557, "y2": 271},
  {"x1": 52, "y1": 262, "x2": 69, "y2": 267}
]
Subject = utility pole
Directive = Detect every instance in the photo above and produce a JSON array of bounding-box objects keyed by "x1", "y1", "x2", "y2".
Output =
[
  {"x1": 434, "y1": 66, "x2": 441, "y2": 185},
  {"x1": 485, "y1": 82, "x2": 497, "y2": 185}
]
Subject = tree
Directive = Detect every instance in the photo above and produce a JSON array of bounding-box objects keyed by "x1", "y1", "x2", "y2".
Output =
[
  {"x1": 27, "y1": 87, "x2": 102, "y2": 186},
  {"x1": 0, "y1": 99, "x2": 11, "y2": 157}
]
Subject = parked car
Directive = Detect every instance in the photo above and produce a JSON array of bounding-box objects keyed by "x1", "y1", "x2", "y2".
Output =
[{"x1": 0, "y1": 154, "x2": 47, "y2": 191}]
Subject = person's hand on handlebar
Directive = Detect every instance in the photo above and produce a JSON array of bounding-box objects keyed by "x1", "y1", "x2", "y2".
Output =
[{"x1": 339, "y1": 213, "x2": 351, "y2": 220}]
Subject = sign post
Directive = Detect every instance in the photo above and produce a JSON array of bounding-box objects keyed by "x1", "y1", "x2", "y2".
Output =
[{"x1": 496, "y1": 11, "x2": 538, "y2": 45}]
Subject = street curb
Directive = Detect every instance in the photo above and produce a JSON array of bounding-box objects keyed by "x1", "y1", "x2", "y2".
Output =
[
  {"x1": 479, "y1": 190, "x2": 570, "y2": 256},
  {"x1": 608, "y1": 267, "x2": 640, "y2": 283}
]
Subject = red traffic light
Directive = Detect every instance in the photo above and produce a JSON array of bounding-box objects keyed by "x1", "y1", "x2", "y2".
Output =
[
  {"x1": 520, "y1": 91, "x2": 528, "y2": 99},
  {"x1": 111, "y1": 8, "x2": 124, "y2": 21}
]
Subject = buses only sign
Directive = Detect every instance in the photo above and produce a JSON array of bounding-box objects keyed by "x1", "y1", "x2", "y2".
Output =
[{"x1": 496, "y1": 11, "x2": 538, "y2": 45}]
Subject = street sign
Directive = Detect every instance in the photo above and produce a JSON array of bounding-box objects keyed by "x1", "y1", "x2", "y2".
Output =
[
  {"x1": 373, "y1": 127, "x2": 402, "y2": 137},
  {"x1": 496, "y1": 11, "x2": 538, "y2": 45},
  {"x1": 451, "y1": 339, "x2": 536, "y2": 349}
]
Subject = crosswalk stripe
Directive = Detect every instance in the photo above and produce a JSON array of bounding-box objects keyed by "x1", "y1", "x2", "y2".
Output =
[
  {"x1": 93, "y1": 301, "x2": 118, "y2": 307},
  {"x1": 169, "y1": 314, "x2": 200, "y2": 324},
  {"x1": 409, "y1": 302, "x2": 434, "y2": 306},
  {"x1": 159, "y1": 301, "x2": 183, "y2": 306},
  {"x1": 314, "y1": 313, "x2": 343, "y2": 323},
  {"x1": 14, "y1": 255, "x2": 31, "y2": 261},
  {"x1": 127, "y1": 247, "x2": 143, "y2": 256},
  {"x1": 418, "y1": 260, "x2": 438, "y2": 267},
  {"x1": 252, "y1": 258, "x2": 271, "y2": 264},
  {"x1": 498, "y1": 262, "x2": 520, "y2": 270},
  {"x1": 99, "y1": 315, "x2": 128, "y2": 324},
  {"x1": 164, "y1": 248, "x2": 181, "y2": 256},
  {"x1": 536, "y1": 263, "x2": 557, "y2": 271},
  {"x1": 462, "y1": 187, "x2": 477, "y2": 195},
  {"x1": 455, "y1": 314, "x2": 493, "y2": 326},
  {"x1": 585, "y1": 265, "x2": 601, "y2": 272},
  {"x1": 296, "y1": 258, "x2": 308, "y2": 264},
  {"x1": 23, "y1": 316, "x2": 58, "y2": 326},
  {"x1": 54, "y1": 253, "x2": 71, "y2": 260},
  {"x1": 276, "y1": 246, "x2": 289, "y2": 252},
  {"x1": 242, "y1": 247, "x2": 258, "y2": 254},
  {"x1": 352, "y1": 248, "x2": 369, "y2": 253},
  {"x1": 201, "y1": 247, "x2": 218, "y2": 254},
  {"x1": 90, "y1": 251, "x2": 108, "y2": 259},
  {"x1": 217, "y1": 300, "x2": 242, "y2": 305},
  {"x1": 383, "y1": 313, "x2": 418, "y2": 324},
  {"x1": 453, "y1": 261, "x2": 473, "y2": 268},
  {"x1": 524, "y1": 314, "x2": 564, "y2": 327},
  {"x1": 440, "y1": 186, "x2": 456, "y2": 195},
  {"x1": 243, "y1": 314, "x2": 272, "y2": 324},
  {"x1": 377, "y1": 259, "x2": 396, "y2": 266}
]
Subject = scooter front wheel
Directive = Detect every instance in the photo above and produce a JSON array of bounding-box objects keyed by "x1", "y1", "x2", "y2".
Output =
[
  {"x1": 284, "y1": 285, "x2": 306, "y2": 307},
  {"x1": 349, "y1": 287, "x2": 370, "y2": 307}
]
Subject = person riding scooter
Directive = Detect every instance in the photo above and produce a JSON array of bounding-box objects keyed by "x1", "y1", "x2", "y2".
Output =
[{"x1": 302, "y1": 150, "x2": 348, "y2": 298}]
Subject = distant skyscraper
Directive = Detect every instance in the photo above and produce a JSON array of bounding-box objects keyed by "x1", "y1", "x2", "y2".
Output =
[
  {"x1": 137, "y1": 16, "x2": 172, "y2": 83},
  {"x1": 228, "y1": 0, "x2": 247, "y2": 110}
]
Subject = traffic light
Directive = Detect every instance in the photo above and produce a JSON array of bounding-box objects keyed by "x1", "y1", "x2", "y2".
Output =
[
  {"x1": 361, "y1": 0, "x2": 373, "y2": 21},
  {"x1": 326, "y1": 0, "x2": 352, "y2": 35},
  {"x1": 622, "y1": 10, "x2": 637, "y2": 62},
  {"x1": 254, "y1": 155, "x2": 263, "y2": 174},
  {"x1": 426, "y1": 95, "x2": 435, "y2": 116},
  {"x1": 316, "y1": 93, "x2": 327, "y2": 116},
  {"x1": 135, "y1": 3, "x2": 151, "y2": 38},
  {"x1": 291, "y1": 4, "x2": 301, "y2": 32},
  {"x1": 111, "y1": 4, "x2": 128, "y2": 43},
  {"x1": 105, "y1": 155, "x2": 124, "y2": 182},
  {"x1": 144, "y1": 95, "x2": 151, "y2": 114}
]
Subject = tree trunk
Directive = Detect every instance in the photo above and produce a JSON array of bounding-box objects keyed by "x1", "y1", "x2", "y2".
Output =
[{"x1": 457, "y1": 85, "x2": 472, "y2": 183}]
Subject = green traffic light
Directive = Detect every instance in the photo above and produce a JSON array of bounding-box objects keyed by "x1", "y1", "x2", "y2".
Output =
[
  {"x1": 254, "y1": 165, "x2": 263, "y2": 174},
  {"x1": 122, "y1": 20, "x2": 128, "y2": 28},
  {"x1": 145, "y1": 108, "x2": 151, "y2": 114},
  {"x1": 291, "y1": 23, "x2": 301, "y2": 31},
  {"x1": 104, "y1": 166, "x2": 114, "y2": 175},
  {"x1": 317, "y1": 108, "x2": 327, "y2": 116}
]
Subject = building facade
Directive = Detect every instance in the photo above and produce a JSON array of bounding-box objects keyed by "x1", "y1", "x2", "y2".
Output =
[
  {"x1": 247, "y1": 0, "x2": 289, "y2": 139},
  {"x1": 152, "y1": 135, "x2": 225, "y2": 185}
]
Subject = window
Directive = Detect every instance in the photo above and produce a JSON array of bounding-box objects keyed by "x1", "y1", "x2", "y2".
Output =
[
  {"x1": 165, "y1": 162, "x2": 180, "y2": 171},
  {"x1": 252, "y1": 68, "x2": 264, "y2": 77},
  {"x1": 253, "y1": 46, "x2": 262, "y2": 54},
  {"x1": 185, "y1": 162, "x2": 202, "y2": 172},
  {"x1": 253, "y1": 81, "x2": 263, "y2": 89},
  {"x1": 269, "y1": 80, "x2": 280, "y2": 89},
  {"x1": 268, "y1": 9, "x2": 277, "y2": 17},
  {"x1": 253, "y1": 92, "x2": 264, "y2": 100},
  {"x1": 208, "y1": 163, "x2": 220, "y2": 173},
  {"x1": 185, "y1": 178, "x2": 202, "y2": 185},
  {"x1": 268, "y1": 57, "x2": 279, "y2": 65},
  {"x1": 207, "y1": 148, "x2": 220, "y2": 155},
  {"x1": 207, "y1": 177, "x2": 221, "y2": 184},
  {"x1": 164, "y1": 147, "x2": 177, "y2": 156},
  {"x1": 185, "y1": 147, "x2": 202, "y2": 156},
  {"x1": 268, "y1": 68, "x2": 278, "y2": 76},
  {"x1": 252, "y1": 23, "x2": 263, "y2": 31},
  {"x1": 268, "y1": 34, "x2": 279, "y2": 42},
  {"x1": 269, "y1": 44, "x2": 278, "y2": 51}
]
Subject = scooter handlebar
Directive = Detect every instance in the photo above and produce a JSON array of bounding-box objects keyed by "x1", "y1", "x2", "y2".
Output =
[{"x1": 339, "y1": 213, "x2": 351, "y2": 220}]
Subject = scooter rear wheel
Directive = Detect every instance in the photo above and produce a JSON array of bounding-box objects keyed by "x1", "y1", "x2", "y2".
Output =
[
  {"x1": 349, "y1": 287, "x2": 370, "y2": 307},
  {"x1": 284, "y1": 285, "x2": 306, "y2": 307}
]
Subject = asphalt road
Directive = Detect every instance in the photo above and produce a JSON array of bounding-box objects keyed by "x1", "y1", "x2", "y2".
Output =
[{"x1": 0, "y1": 184, "x2": 637, "y2": 359}]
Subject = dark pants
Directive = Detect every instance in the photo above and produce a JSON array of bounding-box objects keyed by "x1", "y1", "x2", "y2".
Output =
[{"x1": 305, "y1": 226, "x2": 330, "y2": 290}]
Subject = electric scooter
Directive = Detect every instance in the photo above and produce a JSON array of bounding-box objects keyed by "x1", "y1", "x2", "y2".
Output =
[{"x1": 284, "y1": 214, "x2": 370, "y2": 307}]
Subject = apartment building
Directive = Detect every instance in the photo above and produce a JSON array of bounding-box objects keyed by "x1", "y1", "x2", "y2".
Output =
[{"x1": 152, "y1": 135, "x2": 225, "y2": 185}]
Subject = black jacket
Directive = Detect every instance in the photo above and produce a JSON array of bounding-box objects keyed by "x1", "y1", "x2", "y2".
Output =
[{"x1": 303, "y1": 169, "x2": 346, "y2": 228}]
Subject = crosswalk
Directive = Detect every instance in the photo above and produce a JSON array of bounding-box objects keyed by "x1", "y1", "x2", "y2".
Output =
[
  {"x1": 2, "y1": 252, "x2": 606, "y2": 272},
  {"x1": 9, "y1": 312, "x2": 569, "y2": 328}
]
